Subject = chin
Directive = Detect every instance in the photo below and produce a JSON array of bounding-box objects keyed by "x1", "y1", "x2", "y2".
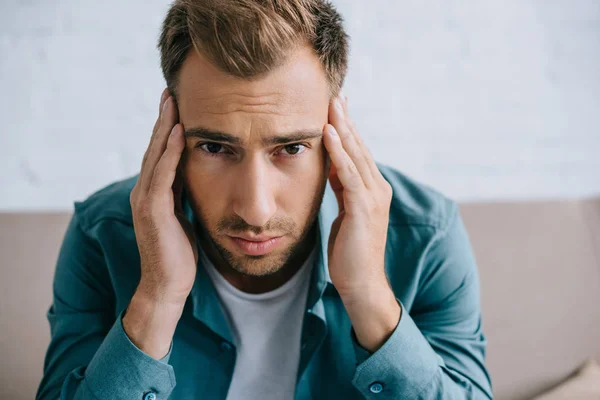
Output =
[{"x1": 230, "y1": 258, "x2": 285, "y2": 277}]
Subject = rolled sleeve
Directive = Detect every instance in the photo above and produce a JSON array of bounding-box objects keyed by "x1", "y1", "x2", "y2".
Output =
[{"x1": 350, "y1": 299, "x2": 442, "y2": 399}]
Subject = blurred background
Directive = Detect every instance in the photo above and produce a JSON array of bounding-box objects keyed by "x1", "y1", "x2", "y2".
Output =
[{"x1": 0, "y1": 1, "x2": 599, "y2": 400}]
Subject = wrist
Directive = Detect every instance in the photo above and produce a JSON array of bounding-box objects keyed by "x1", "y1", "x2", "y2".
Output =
[
  {"x1": 342, "y1": 285, "x2": 401, "y2": 352},
  {"x1": 137, "y1": 277, "x2": 192, "y2": 306},
  {"x1": 338, "y1": 274, "x2": 392, "y2": 307},
  {"x1": 122, "y1": 288, "x2": 185, "y2": 360}
]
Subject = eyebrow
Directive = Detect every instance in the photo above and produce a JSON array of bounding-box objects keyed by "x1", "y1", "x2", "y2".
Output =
[{"x1": 183, "y1": 127, "x2": 323, "y2": 147}]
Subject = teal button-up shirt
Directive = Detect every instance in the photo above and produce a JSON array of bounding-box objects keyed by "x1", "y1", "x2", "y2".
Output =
[{"x1": 36, "y1": 163, "x2": 493, "y2": 399}]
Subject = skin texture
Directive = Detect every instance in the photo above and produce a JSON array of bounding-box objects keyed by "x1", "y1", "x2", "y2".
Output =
[{"x1": 177, "y1": 44, "x2": 331, "y2": 294}]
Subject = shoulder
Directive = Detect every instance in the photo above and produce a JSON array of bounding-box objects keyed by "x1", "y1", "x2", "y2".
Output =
[
  {"x1": 73, "y1": 174, "x2": 139, "y2": 231},
  {"x1": 376, "y1": 163, "x2": 477, "y2": 313},
  {"x1": 376, "y1": 161, "x2": 458, "y2": 233}
]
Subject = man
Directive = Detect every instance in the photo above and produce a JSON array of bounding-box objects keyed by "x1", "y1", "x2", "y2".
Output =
[{"x1": 37, "y1": 0, "x2": 493, "y2": 399}]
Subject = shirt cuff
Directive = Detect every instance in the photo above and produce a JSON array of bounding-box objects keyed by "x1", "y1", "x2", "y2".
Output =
[
  {"x1": 82, "y1": 309, "x2": 177, "y2": 399},
  {"x1": 350, "y1": 299, "x2": 443, "y2": 399}
]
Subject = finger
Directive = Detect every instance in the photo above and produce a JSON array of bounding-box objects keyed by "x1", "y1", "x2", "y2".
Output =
[
  {"x1": 140, "y1": 88, "x2": 169, "y2": 190},
  {"x1": 323, "y1": 123, "x2": 364, "y2": 196},
  {"x1": 141, "y1": 96, "x2": 179, "y2": 193},
  {"x1": 150, "y1": 124, "x2": 185, "y2": 201},
  {"x1": 172, "y1": 162, "x2": 184, "y2": 214},
  {"x1": 151, "y1": 88, "x2": 170, "y2": 135},
  {"x1": 328, "y1": 96, "x2": 374, "y2": 189},
  {"x1": 327, "y1": 155, "x2": 344, "y2": 213},
  {"x1": 341, "y1": 96, "x2": 380, "y2": 182},
  {"x1": 147, "y1": 88, "x2": 170, "y2": 161}
]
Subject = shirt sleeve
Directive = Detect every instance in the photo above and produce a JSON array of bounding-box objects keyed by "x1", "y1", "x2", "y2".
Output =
[
  {"x1": 36, "y1": 211, "x2": 177, "y2": 400},
  {"x1": 349, "y1": 205, "x2": 494, "y2": 399}
]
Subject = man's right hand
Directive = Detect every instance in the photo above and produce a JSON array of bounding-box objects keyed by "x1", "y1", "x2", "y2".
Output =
[{"x1": 123, "y1": 88, "x2": 198, "y2": 360}]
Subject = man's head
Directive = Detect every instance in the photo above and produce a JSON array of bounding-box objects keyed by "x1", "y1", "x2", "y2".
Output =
[{"x1": 157, "y1": 0, "x2": 349, "y2": 279}]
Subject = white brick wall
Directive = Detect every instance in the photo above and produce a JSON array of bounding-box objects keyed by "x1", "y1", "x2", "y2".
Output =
[{"x1": 1, "y1": 0, "x2": 599, "y2": 211}]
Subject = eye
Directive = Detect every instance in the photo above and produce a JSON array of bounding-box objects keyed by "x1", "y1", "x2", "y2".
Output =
[
  {"x1": 279, "y1": 143, "x2": 308, "y2": 157},
  {"x1": 197, "y1": 142, "x2": 230, "y2": 157},
  {"x1": 195, "y1": 142, "x2": 309, "y2": 159}
]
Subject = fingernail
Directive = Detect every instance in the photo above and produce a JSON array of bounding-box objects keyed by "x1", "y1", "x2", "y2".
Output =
[
  {"x1": 161, "y1": 88, "x2": 168, "y2": 104},
  {"x1": 163, "y1": 96, "x2": 170, "y2": 112},
  {"x1": 171, "y1": 124, "x2": 178, "y2": 136},
  {"x1": 335, "y1": 97, "x2": 344, "y2": 111},
  {"x1": 327, "y1": 125, "x2": 337, "y2": 135}
]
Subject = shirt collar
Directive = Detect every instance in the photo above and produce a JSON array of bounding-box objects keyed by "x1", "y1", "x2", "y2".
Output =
[{"x1": 182, "y1": 181, "x2": 337, "y2": 341}]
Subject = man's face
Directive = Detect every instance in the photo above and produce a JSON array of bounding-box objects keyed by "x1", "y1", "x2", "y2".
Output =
[{"x1": 177, "y1": 44, "x2": 331, "y2": 277}]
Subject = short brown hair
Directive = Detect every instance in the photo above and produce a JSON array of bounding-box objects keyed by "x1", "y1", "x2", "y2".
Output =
[{"x1": 158, "y1": 0, "x2": 349, "y2": 99}]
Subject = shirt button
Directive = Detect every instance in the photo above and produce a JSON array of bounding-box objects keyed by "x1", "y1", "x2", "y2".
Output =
[
  {"x1": 220, "y1": 341, "x2": 232, "y2": 351},
  {"x1": 143, "y1": 392, "x2": 157, "y2": 400},
  {"x1": 369, "y1": 382, "x2": 384, "y2": 393}
]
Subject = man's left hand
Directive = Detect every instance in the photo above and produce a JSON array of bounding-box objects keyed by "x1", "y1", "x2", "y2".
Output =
[{"x1": 322, "y1": 93, "x2": 401, "y2": 352}]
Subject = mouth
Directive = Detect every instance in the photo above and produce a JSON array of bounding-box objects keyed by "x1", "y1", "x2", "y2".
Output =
[{"x1": 228, "y1": 235, "x2": 284, "y2": 256}]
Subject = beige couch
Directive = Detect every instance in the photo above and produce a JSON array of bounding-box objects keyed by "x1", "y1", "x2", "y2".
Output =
[{"x1": 1, "y1": 198, "x2": 599, "y2": 400}]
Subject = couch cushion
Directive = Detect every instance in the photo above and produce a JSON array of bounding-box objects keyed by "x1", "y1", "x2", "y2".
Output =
[
  {"x1": 0, "y1": 213, "x2": 71, "y2": 400},
  {"x1": 531, "y1": 359, "x2": 600, "y2": 400},
  {"x1": 460, "y1": 198, "x2": 600, "y2": 400}
]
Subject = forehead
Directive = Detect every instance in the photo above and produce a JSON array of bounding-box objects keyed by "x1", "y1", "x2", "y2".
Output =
[{"x1": 176, "y1": 45, "x2": 330, "y2": 129}]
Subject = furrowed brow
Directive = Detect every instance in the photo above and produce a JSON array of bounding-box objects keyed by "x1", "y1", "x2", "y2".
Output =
[{"x1": 184, "y1": 127, "x2": 323, "y2": 146}]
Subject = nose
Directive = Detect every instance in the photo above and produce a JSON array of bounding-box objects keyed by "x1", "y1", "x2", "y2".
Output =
[{"x1": 232, "y1": 155, "x2": 277, "y2": 228}]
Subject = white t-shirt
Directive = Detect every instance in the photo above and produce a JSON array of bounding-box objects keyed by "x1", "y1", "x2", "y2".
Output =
[{"x1": 201, "y1": 245, "x2": 316, "y2": 400}]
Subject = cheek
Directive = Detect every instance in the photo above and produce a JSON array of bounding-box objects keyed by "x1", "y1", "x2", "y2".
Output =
[
  {"x1": 182, "y1": 169, "x2": 226, "y2": 222},
  {"x1": 184, "y1": 150, "x2": 226, "y2": 174},
  {"x1": 280, "y1": 163, "x2": 326, "y2": 217}
]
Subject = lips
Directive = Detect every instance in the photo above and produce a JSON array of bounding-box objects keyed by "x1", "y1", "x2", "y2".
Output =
[
  {"x1": 229, "y1": 235, "x2": 283, "y2": 256},
  {"x1": 230, "y1": 234, "x2": 280, "y2": 242}
]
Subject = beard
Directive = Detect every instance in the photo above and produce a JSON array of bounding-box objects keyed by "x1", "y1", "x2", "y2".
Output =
[{"x1": 188, "y1": 170, "x2": 329, "y2": 278}]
